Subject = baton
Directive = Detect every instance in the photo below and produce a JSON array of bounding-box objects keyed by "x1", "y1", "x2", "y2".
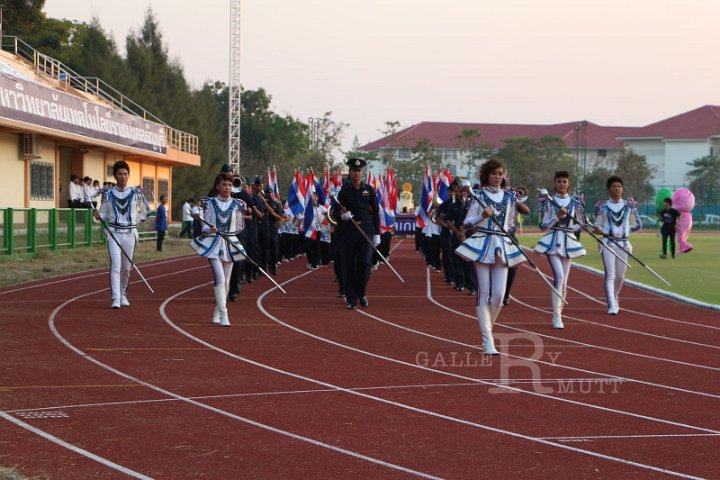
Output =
[
  {"x1": 536, "y1": 188, "x2": 631, "y2": 269},
  {"x1": 197, "y1": 217, "x2": 287, "y2": 294},
  {"x1": 92, "y1": 205, "x2": 155, "y2": 294},
  {"x1": 468, "y1": 191, "x2": 567, "y2": 304},
  {"x1": 601, "y1": 233, "x2": 672, "y2": 287},
  {"x1": 329, "y1": 193, "x2": 405, "y2": 284}
]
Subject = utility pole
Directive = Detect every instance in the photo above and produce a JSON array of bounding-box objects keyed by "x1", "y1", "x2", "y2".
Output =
[{"x1": 228, "y1": 0, "x2": 241, "y2": 174}]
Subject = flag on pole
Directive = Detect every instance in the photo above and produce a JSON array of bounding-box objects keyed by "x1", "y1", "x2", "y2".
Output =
[
  {"x1": 303, "y1": 171, "x2": 319, "y2": 239},
  {"x1": 417, "y1": 164, "x2": 433, "y2": 228},
  {"x1": 287, "y1": 169, "x2": 306, "y2": 216}
]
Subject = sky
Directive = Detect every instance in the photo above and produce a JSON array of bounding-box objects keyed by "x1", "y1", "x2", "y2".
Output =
[{"x1": 43, "y1": 0, "x2": 720, "y2": 152}]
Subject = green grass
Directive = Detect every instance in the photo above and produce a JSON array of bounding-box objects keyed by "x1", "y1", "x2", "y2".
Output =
[{"x1": 517, "y1": 231, "x2": 720, "y2": 306}]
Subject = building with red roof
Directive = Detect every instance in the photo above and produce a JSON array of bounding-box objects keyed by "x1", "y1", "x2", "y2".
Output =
[{"x1": 360, "y1": 106, "x2": 719, "y2": 189}]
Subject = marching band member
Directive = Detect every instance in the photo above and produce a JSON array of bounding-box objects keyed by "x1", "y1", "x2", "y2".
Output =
[
  {"x1": 455, "y1": 159, "x2": 526, "y2": 354},
  {"x1": 332, "y1": 157, "x2": 380, "y2": 310},
  {"x1": 534, "y1": 171, "x2": 587, "y2": 328},
  {"x1": 94, "y1": 161, "x2": 151, "y2": 309},
  {"x1": 593, "y1": 175, "x2": 642, "y2": 315},
  {"x1": 192, "y1": 173, "x2": 248, "y2": 326}
]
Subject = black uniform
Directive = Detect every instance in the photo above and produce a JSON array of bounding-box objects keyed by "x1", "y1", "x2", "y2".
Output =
[{"x1": 332, "y1": 180, "x2": 380, "y2": 308}]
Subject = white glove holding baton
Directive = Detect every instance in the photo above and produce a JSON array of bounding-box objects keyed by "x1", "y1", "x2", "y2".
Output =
[
  {"x1": 372, "y1": 234, "x2": 381, "y2": 246},
  {"x1": 341, "y1": 211, "x2": 353, "y2": 221}
]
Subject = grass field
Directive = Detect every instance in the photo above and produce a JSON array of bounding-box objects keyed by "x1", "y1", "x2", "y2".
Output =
[{"x1": 517, "y1": 231, "x2": 720, "y2": 306}]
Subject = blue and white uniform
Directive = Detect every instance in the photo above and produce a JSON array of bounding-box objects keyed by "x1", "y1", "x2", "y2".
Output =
[
  {"x1": 533, "y1": 194, "x2": 587, "y2": 328},
  {"x1": 191, "y1": 195, "x2": 247, "y2": 326},
  {"x1": 594, "y1": 198, "x2": 641, "y2": 314},
  {"x1": 98, "y1": 186, "x2": 151, "y2": 305}
]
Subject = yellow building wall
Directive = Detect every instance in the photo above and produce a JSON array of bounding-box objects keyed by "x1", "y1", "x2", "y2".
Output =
[
  {"x1": 83, "y1": 150, "x2": 105, "y2": 184},
  {"x1": 0, "y1": 132, "x2": 25, "y2": 209}
]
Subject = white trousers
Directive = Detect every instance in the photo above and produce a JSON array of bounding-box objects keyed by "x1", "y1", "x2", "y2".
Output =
[
  {"x1": 547, "y1": 255, "x2": 572, "y2": 292},
  {"x1": 208, "y1": 258, "x2": 233, "y2": 290},
  {"x1": 107, "y1": 231, "x2": 137, "y2": 300},
  {"x1": 474, "y1": 261, "x2": 508, "y2": 308},
  {"x1": 600, "y1": 243, "x2": 630, "y2": 308}
]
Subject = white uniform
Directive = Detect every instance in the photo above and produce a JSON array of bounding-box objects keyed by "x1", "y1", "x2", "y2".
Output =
[
  {"x1": 99, "y1": 186, "x2": 151, "y2": 305},
  {"x1": 533, "y1": 194, "x2": 587, "y2": 328},
  {"x1": 594, "y1": 198, "x2": 642, "y2": 314},
  {"x1": 454, "y1": 187, "x2": 525, "y2": 355}
]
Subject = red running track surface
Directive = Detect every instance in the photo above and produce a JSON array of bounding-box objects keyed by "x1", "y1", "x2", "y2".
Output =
[{"x1": 1, "y1": 242, "x2": 719, "y2": 479}]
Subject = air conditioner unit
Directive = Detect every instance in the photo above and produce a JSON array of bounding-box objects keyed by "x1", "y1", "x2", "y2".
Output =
[{"x1": 20, "y1": 133, "x2": 41, "y2": 160}]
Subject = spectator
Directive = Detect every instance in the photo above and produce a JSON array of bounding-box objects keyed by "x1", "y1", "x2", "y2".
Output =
[
  {"x1": 179, "y1": 198, "x2": 194, "y2": 238},
  {"x1": 156, "y1": 194, "x2": 168, "y2": 252},
  {"x1": 67, "y1": 175, "x2": 82, "y2": 208}
]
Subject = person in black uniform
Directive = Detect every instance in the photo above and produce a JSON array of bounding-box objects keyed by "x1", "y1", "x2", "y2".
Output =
[
  {"x1": 657, "y1": 197, "x2": 680, "y2": 259},
  {"x1": 262, "y1": 185, "x2": 284, "y2": 274},
  {"x1": 332, "y1": 158, "x2": 380, "y2": 309},
  {"x1": 252, "y1": 176, "x2": 269, "y2": 278}
]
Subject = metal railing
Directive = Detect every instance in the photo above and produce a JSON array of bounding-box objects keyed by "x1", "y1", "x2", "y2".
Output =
[
  {"x1": 1, "y1": 35, "x2": 198, "y2": 155},
  {"x1": 1, "y1": 208, "x2": 158, "y2": 256}
]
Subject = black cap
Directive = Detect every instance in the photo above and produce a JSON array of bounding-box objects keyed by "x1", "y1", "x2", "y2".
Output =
[
  {"x1": 253, "y1": 175, "x2": 264, "y2": 185},
  {"x1": 263, "y1": 186, "x2": 273, "y2": 194},
  {"x1": 220, "y1": 163, "x2": 234, "y2": 173},
  {"x1": 346, "y1": 157, "x2": 367, "y2": 169}
]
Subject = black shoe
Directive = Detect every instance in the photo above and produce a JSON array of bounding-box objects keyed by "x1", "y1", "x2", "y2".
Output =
[
  {"x1": 468, "y1": 290, "x2": 476, "y2": 296},
  {"x1": 338, "y1": 291, "x2": 345, "y2": 297},
  {"x1": 227, "y1": 293, "x2": 238, "y2": 302},
  {"x1": 359, "y1": 297, "x2": 369, "y2": 308},
  {"x1": 347, "y1": 302, "x2": 356, "y2": 310},
  {"x1": 503, "y1": 297, "x2": 510, "y2": 306}
]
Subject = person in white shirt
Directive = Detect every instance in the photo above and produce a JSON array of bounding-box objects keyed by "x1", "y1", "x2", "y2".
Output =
[
  {"x1": 593, "y1": 175, "x2": 642, "y2": 315},
  {"x1": 179, "y1": 199, "x2": 194, "y2": 238},
  {"x1": 67, "y1": 175, "x2": 82, "y2": 208},
  {"x1": 93, "y1": 161, "x2": 151, "y2": 309}
]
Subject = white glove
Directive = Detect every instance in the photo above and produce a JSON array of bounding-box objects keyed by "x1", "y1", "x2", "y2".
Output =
[
  {"x1": 372, "y1": 234, "x2": 381, "y2": 246},
  {"x1": 539, "y1": 188, "x2": 549, "y2": 197},
  {"x1": 341, "y1": 211, "x2": 353, "y2": 221}
]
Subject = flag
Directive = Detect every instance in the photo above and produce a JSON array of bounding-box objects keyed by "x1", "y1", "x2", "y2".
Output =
[
  {"x1": 417, "y1": 164, "x2": 433, "y2": 228},
  {"x1": 375, "y1": 174, "x2": 394, "y2": 233},
  {"x1": 270, "y1": 166, "x2": 279, "y2": 198},
  {"x1": 385, "y1": 168, "x2": 398, "y2": 214},
  {"x1": 303, "y1": 171, "x2": 318, "y2": 239},
  {"x1": 333, "y1": 167, "x2": 343, "y2": 188},
  {"x1": 436, "y1": 169, "x2": 450, "y2": 202},
  {"x1": 287, "y1": 169, "x2": 306, "y2": 216}
]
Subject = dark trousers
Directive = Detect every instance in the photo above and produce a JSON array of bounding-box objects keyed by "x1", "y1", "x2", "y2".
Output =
[
  {"x1": 305, "y1": 236, "x2": 321, "y2": 267},
  {"x1": 425, "y1": 234, "x2": 441, "y2": 270},
  {"x1": 268, "y1": 225, "x2": 279, "y2": 273},
  {"x1": 341, "y1": 230, "x2": 373, "y2": 304},
  {"x1": 257, "y1": 224, "x2": 270, "y2": 271},
  {"x1": 179, "y1": 221, "x2": 192, "y2": 238},
  {"x1": 661, "y1": 227, "x2": 676, "y2": 257},
  {"x1": 156, "y1": 231, "x2": 166, "y2": 251},
  {"x1": 440, "y1": 230, "x2": 454, "y2": 282}
]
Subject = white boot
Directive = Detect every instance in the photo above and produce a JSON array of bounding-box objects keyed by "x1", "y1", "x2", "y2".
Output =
[
  {"x1": 213, "y1": 285, "x2": 229, "y2": 326},
  {"x1": 211, "y1": 307, "x2": 220, "y2": 325},
  {"x1": 477, "y1": 305, "x2": 498, "y2": 355},
  {"x1": 488, "y1": 304, "x2": 502, "y2": 326},
  {"x1": 551, "y1": 292, "x2": 564, "y2": 329}
]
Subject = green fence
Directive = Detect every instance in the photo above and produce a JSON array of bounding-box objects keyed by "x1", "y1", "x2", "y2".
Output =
[{"x1": 0, "y1": 208, "x2": 158, "y2": 256}]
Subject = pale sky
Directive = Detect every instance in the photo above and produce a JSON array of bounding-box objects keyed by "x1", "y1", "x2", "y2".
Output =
[{"x1": 43, "y1": 0, "x2": 720, "y2": 152}]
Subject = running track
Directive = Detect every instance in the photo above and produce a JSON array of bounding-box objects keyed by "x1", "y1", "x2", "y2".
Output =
[{"x1": 1, "y1": 240, "x2": 719, "y2": 479}]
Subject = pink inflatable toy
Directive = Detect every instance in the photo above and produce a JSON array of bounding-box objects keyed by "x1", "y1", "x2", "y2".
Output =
[{"x1": 671, "y1": 188, "x2": 695, "y2": 253}]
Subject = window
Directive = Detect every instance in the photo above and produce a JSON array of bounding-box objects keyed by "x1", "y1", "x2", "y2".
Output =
[
  {"x1": 143, "y1": 176, "x2": 155, "y2": 201},
  {"x1": 158, "y1": 179, "x2": 169, "y2": 198},
  {"x1": 598, "y1": 149, "x2": 607, "y2": 157},
  {"x1": 446, "y1": 164, "x2": 458, "y2": 177},
  {"x1": 398, "y1": 149, "x2": 411, "y2": 159},
  {"x1": 106, "y1": 164, "x2": 114, "y2": 178},
  {"x1": 30, "y1": 162, "x2": 54, "y2": 200}
]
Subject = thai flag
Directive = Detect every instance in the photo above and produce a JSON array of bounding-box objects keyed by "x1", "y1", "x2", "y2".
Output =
[
  {"x1": 303, "y1": 172, "x2": 318, "y2": 239},
  {"x1": 323, "y1": 165, "x2": 331, "y2": 193},
  {"x1": 267, "y1": 166, "x2": 279, "y2": 198},
  {"x1": 417, "y1": 165, "x2": 433, "y2": 228},
  {"x1": 436, "y1": 168, "x2": 451, "y2": 202},
  {"x1": 375, "y1": 174, "x2": 394, "y2": 233},
  {"x1": 313, "y1": 174, "x2": 328, "y2": 207},
  {"x1": 333, "y1": 167, "x2": 343, "y2": 188},
  {"x1": 287, "y1": 169, "x2": 306, "y2": 216},
  {"x1": 385, "y1": 168, "x2": 398, "y2": 214}
]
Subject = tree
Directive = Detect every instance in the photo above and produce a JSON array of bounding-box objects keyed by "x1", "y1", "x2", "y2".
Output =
[
  {"x1": 497, "y1": 136, "x2": 574, "y2": 190},
  {"x1": 686, "y1": 155, "x2": 720, "y2": 209},
  {"x1": 613, "y1": 150, "x2": 655, "y2": 205},
  {"x1": 376, "y1": 120, "x2": 402, "y2": 166},
  {"x1": 455, "y1": 128, "x2": 494, "y2": 179},
  {"x1": 0, "y1": 0, "x2": 46, "y2": 40}
]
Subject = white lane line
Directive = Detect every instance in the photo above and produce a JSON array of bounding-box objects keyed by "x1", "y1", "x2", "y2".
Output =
[
  {"x1": 499, "y1": 294, "x2": 720, "y2": 372},
  {"x1": 161, "y1": 280, "x2": 708, "y2": 478},
  {"x1": 44, "y1": 288, "x2": 443, "y2": 480},
  {"x1": 8, "y1": 379, "x2": 616, "y2": 414},
  {"x1": 524, "y1": 261, "x2": 720, "y2": 330},
  {"x1": 0, "y1": 410, "x2": 153, "y2": 480},
  {"x1": 539, "y1": 433, "x2": 720, "y2": 441},
  {"x1": 0, "y1": 255, "x2": 197, "y2": 296}
]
